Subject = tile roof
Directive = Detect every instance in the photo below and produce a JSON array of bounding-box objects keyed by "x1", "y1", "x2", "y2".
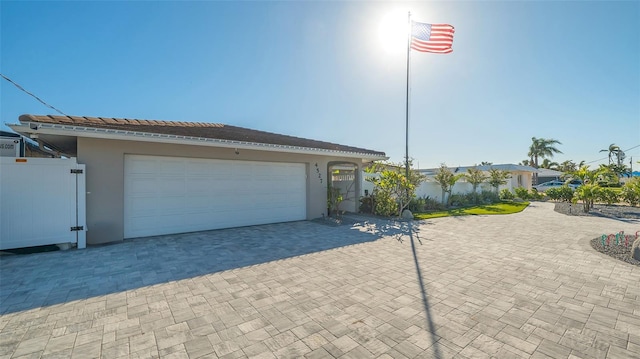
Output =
[{"x1": 18, "y1": 114, "x2": 386, "y2": 156}]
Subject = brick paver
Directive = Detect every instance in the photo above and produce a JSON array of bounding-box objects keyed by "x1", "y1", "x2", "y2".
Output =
[{"x1": 1, "y1": 202, "x2": 639, "y2": 358}]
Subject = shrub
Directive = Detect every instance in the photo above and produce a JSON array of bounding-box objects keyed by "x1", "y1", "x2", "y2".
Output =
[
  {"x1": 359, "y1": 196, "x2": 374, "y2": 213},
  {"x1": 573, "y1": 184, "x2": 600, "y2": 212},
  {"x1": 499, "y1": 188, "x2": 514, "y2": 201},
  {"x1": 529, "y1": 189, "x2": 545, "y2": 201},
  {"x1": 598, "y1": 181, "x2": 622, "y2": 188},
  {"x1": 448, "y1": 193, "x2": 470, "y2": 207},
  {"x1": 409, "y1": 196, "x2": 445, "y2": 212},
  {"x1": 464, "y1": 192, "x2": 482, "y2": 205},
  {"x1": 373, "y1": 190, "x2": 398, "y2": 217},
  {"x1": 427, "y1": 197, "x2": 447, "y2": 211},
  {"x1": 546, "y1": 186, "x2": 573, "y2": 202},
  {"x1": 327, "y1": 185, "x2": 343, "y2": 215},
  {"x1": 408, "y1": 196, "x2": 426, "y2": 212},
  {"x1": 595, "y1": 188, "x2": 619, "y2": 205},
  {"x1": 481, "y1": 190, "x2": 500, "y2": 204},
  {"x1": 621, "y1": 178, "x2": 640, "y2": 206},
  {"x1": 514, "y1": 187, "x2": 530, "y2": 200}
]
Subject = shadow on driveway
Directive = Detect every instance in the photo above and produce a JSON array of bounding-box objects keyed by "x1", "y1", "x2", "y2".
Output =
[
  {"x1": 350, "y1": 216, "x2": 442, "y2": 357},
  {"x1": 0, "y1": 219, "x2": 384, "y2": 315},
  {"x1": 408, "y1": 221, "x2": 442, "y2": 359}
]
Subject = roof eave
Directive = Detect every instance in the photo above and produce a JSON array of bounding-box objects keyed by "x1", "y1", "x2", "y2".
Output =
[{"x1": 7, "y1": 122, "x2": 387, "y2": 161}]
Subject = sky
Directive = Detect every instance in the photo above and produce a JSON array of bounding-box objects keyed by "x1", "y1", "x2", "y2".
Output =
[{"x1": 1, "y1": 1, "x2": 639, "y2": 170}]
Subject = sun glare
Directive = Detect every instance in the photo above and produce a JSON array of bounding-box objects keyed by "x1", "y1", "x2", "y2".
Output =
[{"x1": 378, "y1": 9, "x2": 411, "y2": 55}]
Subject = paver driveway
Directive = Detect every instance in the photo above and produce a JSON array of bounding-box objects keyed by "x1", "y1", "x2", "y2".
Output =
[{"x1": 0, "y1": 202, "x2": 639, "y2": 358}]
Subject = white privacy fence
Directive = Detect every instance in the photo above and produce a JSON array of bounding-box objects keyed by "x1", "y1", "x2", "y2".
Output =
[{"x1": 0, "y1": 157, "x2": 86, "y2": 250}]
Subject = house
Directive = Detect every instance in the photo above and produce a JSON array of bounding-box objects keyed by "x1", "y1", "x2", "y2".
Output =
[
  {"x1": 8, "y1": 114, "x2": 386, "y2": 245},
  {"x1": 0, "y1": 130, "x2": 56, "y2": 158},
  {"x1": 536, "y1": 168, "x2": 564, "y2": 184},
  {"x1": 414, "y1": 164, "x2": 538, "y2": 202}
]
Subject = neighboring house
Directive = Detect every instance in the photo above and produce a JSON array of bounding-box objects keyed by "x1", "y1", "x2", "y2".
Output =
[
  {"x1": 8, "y1": 114, "x2": 386, "y2": 245},
  {"x1": 0, "y1": 130, "x2": 54, "y2": 158},
  {"x1": 536, "y1": 168, "x2": 564, "y2": 184},
  {"x1": 414, "y1": 164, "x2": 537, "y2": 202}
]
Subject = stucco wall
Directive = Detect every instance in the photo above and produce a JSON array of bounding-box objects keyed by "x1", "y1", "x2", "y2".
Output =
[{"x1": 77, "y1": 137, "x2": 365, "y2": 245}]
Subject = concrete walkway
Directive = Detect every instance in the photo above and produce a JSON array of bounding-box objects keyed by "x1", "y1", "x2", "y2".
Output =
[{"x1": 0, "y1": 202, "x2": 638, "y2": 358}]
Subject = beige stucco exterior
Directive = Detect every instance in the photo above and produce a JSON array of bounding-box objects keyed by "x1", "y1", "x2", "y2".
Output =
[{"x1": 77, "y1": 137, "x2": 367, "y2": 245}]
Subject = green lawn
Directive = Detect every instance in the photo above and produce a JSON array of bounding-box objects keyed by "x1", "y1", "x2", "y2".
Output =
[{"x1": 413, "y1": 202, "x2": 530, "y2": 220}]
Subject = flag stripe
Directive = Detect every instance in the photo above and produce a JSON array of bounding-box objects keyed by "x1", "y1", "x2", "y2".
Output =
[{"x1": 411, "y1": 21, "x2": 455, "y2": 54}]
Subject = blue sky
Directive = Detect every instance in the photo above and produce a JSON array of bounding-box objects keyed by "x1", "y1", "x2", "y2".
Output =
[{"x1": 1, "y1": 1, "x2": 638, "y2": 169}]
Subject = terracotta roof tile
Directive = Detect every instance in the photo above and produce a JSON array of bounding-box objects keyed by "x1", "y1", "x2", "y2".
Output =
[{"x1": 19, "y1": 114, "x2": 385, "y2": 156}]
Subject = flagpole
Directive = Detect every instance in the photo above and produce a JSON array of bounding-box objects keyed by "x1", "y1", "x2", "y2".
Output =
[{"x1": 405, "y1": 11, "x2": 412, "y2": 180}]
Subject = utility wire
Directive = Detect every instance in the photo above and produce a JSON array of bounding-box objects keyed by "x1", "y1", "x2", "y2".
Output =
[
  {"x1": 0, "y1": 73, "x2": 68, "y2": 117},
  {"x1": 585, "y1": 144, "x2": 640, "y2": 164}
]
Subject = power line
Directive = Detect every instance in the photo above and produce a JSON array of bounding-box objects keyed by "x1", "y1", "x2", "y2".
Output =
[
  {"x1": 585, "y1": 144, "x2": 640, "y2": 164},
  {"x1": 0, "y1": 73, "x2": 68, "y2": 117},
  {"x1": 623, "y1": 144, "x2": 640, "y2": 152}
]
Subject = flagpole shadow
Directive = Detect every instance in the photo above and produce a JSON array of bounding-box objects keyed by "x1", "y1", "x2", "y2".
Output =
[{"x1": 408, "y1": 221, "x2": 442, "y2": 359}]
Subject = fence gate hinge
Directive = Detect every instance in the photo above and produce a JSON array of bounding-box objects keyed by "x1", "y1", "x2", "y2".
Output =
[
  {"x1": 70, "y1": 169, "x2": 83, "y2": 174},
  {"x1": 70, "y1": 226, "x2": 84, "y2": 231}
]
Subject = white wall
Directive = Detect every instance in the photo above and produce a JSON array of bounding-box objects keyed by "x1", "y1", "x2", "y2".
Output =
[
  {"x1": 361, "y1": 169, "x2": 533, "y2": 205},
  {"x1": 0, "y1": 157, "x2": 86, "y2": 250}
]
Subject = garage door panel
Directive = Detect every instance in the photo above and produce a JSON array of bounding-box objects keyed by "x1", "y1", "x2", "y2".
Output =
[
  {"x1": 125, "y1": 155, "x2": 306, "y2": 238},
  {"x1": 127, "y1": 158, "x2": 158, "y2": 174},
  {"x1": 128, "y1": 176, "x2": 157, "y2": 194},
  {"x1": 184, "y1": 161, "x2": 211, "y2": 175},
  {"x1": 186, "y1": 177, "x2": 212, "y2": 187}
]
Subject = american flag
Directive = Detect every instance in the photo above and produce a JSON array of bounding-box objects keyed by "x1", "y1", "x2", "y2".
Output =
[{"x1": 411, "y1": 22, "x2": 455, "y2": 54}]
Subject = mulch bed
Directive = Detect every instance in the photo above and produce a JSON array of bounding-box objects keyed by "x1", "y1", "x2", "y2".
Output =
[
  {"x1": 553, "y1": 202, "x2": 640, "y2": 220},
  {"x1": 590, "y1": 237, "x2": 639, "y2": 266},
  {"x1": 553, "y1": 202, "x2": 640, "y2": 266}
]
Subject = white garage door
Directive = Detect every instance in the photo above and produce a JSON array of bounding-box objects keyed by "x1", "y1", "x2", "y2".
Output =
[{"x1": 124, "y1": 155, "x2": 306, "y2": 238}]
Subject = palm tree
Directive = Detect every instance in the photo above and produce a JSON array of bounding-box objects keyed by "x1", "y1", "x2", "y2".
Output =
[
  {"x1": 528, "y1": 137, "x2": 563, "y2": 184},
  {"x1": 528, "y1": 137, "x2": 563, "y2": 168},
  {"x1": 434, "y1": 164, "x2": 463, "y2": 206},
  {"x1": 488, "y1": 168, "x2": 511, "y2": 193},
  {"x1": 558, "y1": 160, "x2": 577, "y2": 173},
  {"x1": 464, "y1": 167, "x2": 488, "y2": 194},
  {"x1": 539, "y1": 159, "x2": 559, "y2": 170},
  {"x1": 600, "y1": 144, "x2": 621, "y2": 165}
]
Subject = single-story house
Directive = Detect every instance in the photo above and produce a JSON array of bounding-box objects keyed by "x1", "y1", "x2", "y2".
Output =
[
  {"x1": 536, "y1": 168, "x2": 564, "y2": 184},
  {"x1": 8, "y1": 114, "x2": 386, "y2": 245},
  {"x1": 412, "y1": 164, "x2": 538, "y2": 202}
]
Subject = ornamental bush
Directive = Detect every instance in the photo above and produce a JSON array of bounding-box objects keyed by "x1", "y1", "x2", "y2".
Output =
[
  {"x1": 409, "y1": 196, "x2": 445, "y2": 212},
  {"x1": 514, "y1": 187, "x2": 530, "y2": 200},
  {"x1": 621, "y1": 178, "x2": 640, "y2": 206},
  {"x1": 481, "y1": 190, "x2": 500, "y2": 204},
  {"x1": 573, "y1": 184, "x2": 600, "y2": 212},
  {"x1": 464, "y1": 192, "x2": 482, "y2": 205},
  {"x1": 546, "y1": 186, "x2": 574, "y2": 202},
  {"x1": 373, "y1": 189, "x2": 398, "y2": 217},
  {"x1": 448, "y1": 193, "x2": 470, "y2": 207},
  {"x1": 529, "y1": 189, "x2": 545, "y2": 201},
  {"x1": 595, "y1": 188, "x2": 619, "y2": 205},
  {"x1": 499, "y1": 188, "x2": 514, "y2": 201},
  {"x1": 359, "y1": 196, "x2": 374, "y2": 213}
]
